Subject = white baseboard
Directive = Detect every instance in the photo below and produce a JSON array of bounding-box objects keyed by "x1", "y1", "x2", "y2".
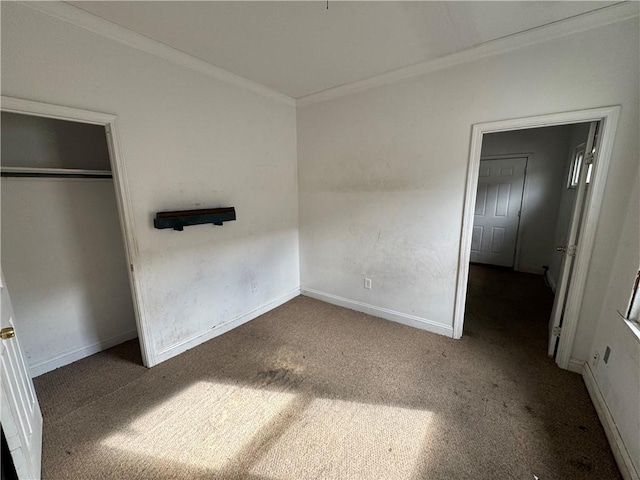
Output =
[
  {"x1": 301, "y1": 288, "x2": 454, "y2": 338},
  {"x1": 515, "y1": 267, "x2": 545, "y2": 275},
  {"x1": 567, "y1": 357, "x2": 584, "y2": 374},
  {"x1": 546, "y1": 271, "x2": 557, "y2": 293},
  {"x1": 152, "y1": 288, "x2": 301, "y2": 365},
  {"x1": 30, "y1": 329, "x2": 139, "y2": 377},
  {"x1": 582, "y1": 363, "x2": 639, "y2": 480}
]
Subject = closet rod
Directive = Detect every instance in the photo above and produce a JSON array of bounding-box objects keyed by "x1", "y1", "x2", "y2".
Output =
[{"x1": 1, "y1": 167, "x2": 112, "y2": 179}]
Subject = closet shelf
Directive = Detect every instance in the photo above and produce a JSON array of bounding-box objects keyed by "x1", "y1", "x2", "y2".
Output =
[{"x1": 1, "y1": 167, "x2": 112, "y2": 178}]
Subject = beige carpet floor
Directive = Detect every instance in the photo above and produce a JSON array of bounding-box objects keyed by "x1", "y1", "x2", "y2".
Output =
[{"x1": 34, "y1": 265, "x2": 621, "y2": 479}]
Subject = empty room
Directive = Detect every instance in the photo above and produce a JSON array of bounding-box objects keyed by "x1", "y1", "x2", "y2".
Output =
[{"x1": 1, "y1": 2, "x2": 638, "y2": 479}]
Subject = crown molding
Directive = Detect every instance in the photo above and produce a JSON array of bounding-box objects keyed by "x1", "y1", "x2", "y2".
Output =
[
  {"x1": 296, "y1": 2, "x2": 639, "y2": 107},
  {"x1": 15, "y1": 1, "x2": 638, "y2": 109},
  {"x1": 17, "y1": 1, "x2": 296, "y2": 107}
]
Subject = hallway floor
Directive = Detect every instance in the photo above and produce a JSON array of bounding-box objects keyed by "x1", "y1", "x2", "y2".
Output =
[{"x1": 34, "y1": 265, "x2": 621, "y2": 479}]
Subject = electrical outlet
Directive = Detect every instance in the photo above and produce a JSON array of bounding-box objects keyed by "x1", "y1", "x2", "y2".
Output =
[
  {"x1": 251, "y1": 280, "x2": 258, "y2": 293},
  {"x1": 592, "y1": 351, "x2": 600, "y2": 368},
  {"x1": 364, "y1": 278, "x2": 372, "y2": 289},
  {"x1": 603, "y1": 346, "x2": 611, "y2": 364}
]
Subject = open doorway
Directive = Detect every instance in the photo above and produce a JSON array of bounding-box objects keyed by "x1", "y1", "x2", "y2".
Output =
[
  {"x1": 454, "y1": 107, "x2": 620, "y2": 371},
  {"x1": 0, "y1": 97, "x2": 153, "y2": 375}
]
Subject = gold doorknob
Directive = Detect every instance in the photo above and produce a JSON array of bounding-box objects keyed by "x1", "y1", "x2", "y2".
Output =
[{"x1": 0, "y1": 327, "x2": 15, "y2": 340}]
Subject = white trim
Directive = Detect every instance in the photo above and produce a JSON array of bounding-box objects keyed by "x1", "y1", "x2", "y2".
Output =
[
  {"x1": 1, "y1": 96, "x2": 114, "y2": 124},
  {"x1": 546, "y1": 270, "x2": 557, "y2": 294},
  {"x1": 153, "y1": 288, "x2": 301, "y2": 365},
  {"x1": 14, "y1": 1, "x2": 637, "y2": 108},
  {"x1": 567, "y1": 357, "x2": 584, "y2": 374},
  {"x1": 453, "y1": 106, "x2": 621, "y2": 370},
  {"x1": 516, "y1": 267, "x2": 546, "y2": 276},
  {"x1": 104, "y1": 118, "x2": 156, "y2": 368},
  {"x1": 296, "y1": 2, "x2": 638, "y2": 107},
  {"x1": 1, "y1": 95, "x2": 156, "y2": 369},
  {"x1": 13, "y1": 1, "x2": 638, "y2": 108},
  {"x1": 480, "y1": 153, "x2": 533, "y2": 161},
  {"x1": 622, "y1": 318, "x2": 640, "y2": 344},
  {"x1": 582, "y1": 364, "x2": 639, "y2": 480},
  {"x1": 302, "y1": 288, "x2": 454, "y2": 338},
  {"x1": 29, "y1": 330, "x2": 139, "y2": 378},
  {"x1": 17, "y1": 1, "x2": 295, "y2": 107}
]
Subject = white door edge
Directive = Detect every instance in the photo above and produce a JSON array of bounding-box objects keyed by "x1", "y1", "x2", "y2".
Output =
[
  {"x1": 1, "y1": 270, "x2": 44, "y2": 479},
  {"x1": 547, "y1": 122, "x2": 597, "y2": 356}
]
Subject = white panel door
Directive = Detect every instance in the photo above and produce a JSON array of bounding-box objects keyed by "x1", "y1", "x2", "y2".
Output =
[
  {"x1": 470, "y1": 157, "x2": 526, "y2": 267},
  {"x1": 0, "y1": 269, "x2": 42, "y2": 479}
]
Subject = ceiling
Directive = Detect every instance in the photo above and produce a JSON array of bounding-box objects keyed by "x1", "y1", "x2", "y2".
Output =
[{"x1": 68, "y1": 1, "x2": 618, "y2": 99}]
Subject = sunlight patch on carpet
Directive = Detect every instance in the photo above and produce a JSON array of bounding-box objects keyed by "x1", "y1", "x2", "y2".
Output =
[
  {"x1": 100, "y1": 381, "x2": 295, "y2": 470},
  {"x1": 250, "y1": 397, "x2": 434, "y2": 479}
]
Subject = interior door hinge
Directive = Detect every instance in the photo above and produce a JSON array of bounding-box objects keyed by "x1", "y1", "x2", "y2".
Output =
[
  {"x1": 585, "y1": 152, "x2": 595, "y2": 165},
  {"x1": 553, "y1": 326, "x2": 562, "y2": 337}
]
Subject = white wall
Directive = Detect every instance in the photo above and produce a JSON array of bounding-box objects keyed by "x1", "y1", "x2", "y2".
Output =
[
  {"x1": 1, "y1": 178, "x2": 137, "y2": 376},
  {"x1": 298, "y1": 17, "x2": 639, "y2": 361},
  {"x1": 588, "y1": 170, "x2": 639, "y2": 476},
  {"x1": 480, "y1": 126, "x2": 573, "y2": 275},
  {"x1": 298, "y1": 16, "x2": 639, "y2": 476},
  {"x1": 1, "y1": 3, "x2": 300, "y2": 366},
  {"x1": 547, "y1": 123, "x2": 591, "y2": 290}
]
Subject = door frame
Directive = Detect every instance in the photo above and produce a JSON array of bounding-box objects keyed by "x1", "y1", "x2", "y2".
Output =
[
  {"x1": 1, "y1": 96, "x2": 155, "y2": 368},
  {"x1": 477, "y1": 153, "x2": 532, "y2": 271},
  {"x1": 453, "y1": 106, "x2": 620, "y2": 370}
]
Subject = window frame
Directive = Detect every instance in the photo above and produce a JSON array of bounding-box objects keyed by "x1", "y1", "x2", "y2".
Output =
[
  {"x1": 626, "y1": 269, "x2": 640, "y2": 324},
  {"x1": 567, "y1": 143, "x2": 586, "y2": 189}
]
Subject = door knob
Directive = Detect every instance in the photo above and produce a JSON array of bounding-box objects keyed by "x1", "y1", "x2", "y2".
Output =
[
  {"x1": 0, "y1": 327, "x2": 15, "y2": 340},
  {"x1": 556, "y1": 246, "x2": 567, "y2": 252}
]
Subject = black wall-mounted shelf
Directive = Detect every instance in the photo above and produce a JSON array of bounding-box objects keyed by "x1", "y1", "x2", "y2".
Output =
[{"x1": 154, "y1": 207, "x2": 236, "y2": 231}]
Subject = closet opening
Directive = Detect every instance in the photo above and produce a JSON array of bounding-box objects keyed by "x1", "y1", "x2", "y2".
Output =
[{"x1": 1, "y1": 110, "x2": 144, "y2": 377}]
